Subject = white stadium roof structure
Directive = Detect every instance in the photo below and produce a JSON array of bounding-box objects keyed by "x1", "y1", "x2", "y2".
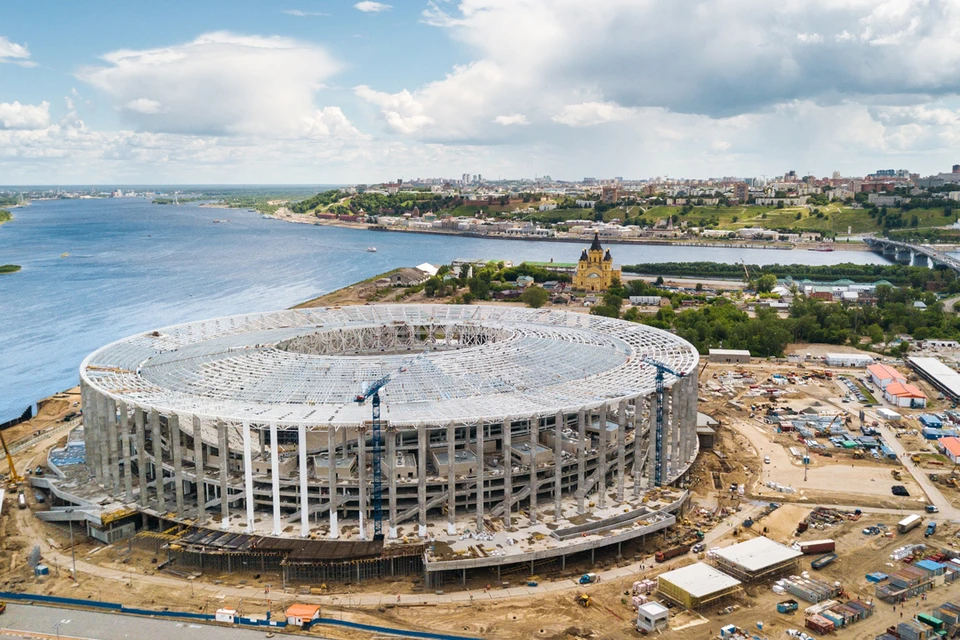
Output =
[{"x1": 81, "y1": 304, "x2": 700, "y2": 429}]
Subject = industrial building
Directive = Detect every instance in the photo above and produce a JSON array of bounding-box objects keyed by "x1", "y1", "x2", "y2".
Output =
[
  {"x1": 61, "y1": 305, "x2": 701, "y2": 582},
  {"x1": 657, "y1": 562, "x2": 742, "y2": 609},
  {"x1": 867, "y1": 363, "x2": 906, "y2": 389},
  {"x1": 708, "y1": 349, "x2": 751, "y2": 364},
  {"x1": 824, "y1": 353, "x2": 875, "y2": 368},
  {"x1": 909, "y1": 356, "x2": 960, "y2": 402},
  {"x1": 711, "y1": 537, "x2": 802, "y2": 582}
]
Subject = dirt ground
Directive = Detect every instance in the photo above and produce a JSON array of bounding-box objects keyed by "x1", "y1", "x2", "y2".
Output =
[{"x1": 6, "y1": 320, "x2": 960, "y2": 638}]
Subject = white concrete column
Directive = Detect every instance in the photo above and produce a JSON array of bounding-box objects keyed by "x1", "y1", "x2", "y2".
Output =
[
  {"x1": 476, "y1": 423, "x2": 485, "y2": 531},
  {"x1": 193, "y1": 415, "x2": 206, "y2": 524},
  {"x1": 417, "y1": 424, "x2": 427, "y2": 538},
  {"x1": 554, "y1": 411, "x2": 563, "y2": 521},
  {"x1": 171, "y1": 413, "x2": 184, "y2": 519},
  {"x1": 119, "y1": 401, "x2": 133, "y2": 502},
  {"x1": 106, "y1": 398, "x2": 120, "y2": 494},
  {"x1": 357, "y1": 428, "x2": 368, "y2": 541},
  {"x1": 218, "y1": 420, "x2": 230, "y2": 529},
  {"x1": 597, "y1": 404, "x2": 607, "y2": 509},
  {"x1": 135, "y1": 408, "x2": 147, "y2": 506},
  {"x1": 632, "y1": 396, "x2": 643, "y2": 499},
  {"x1": 617, "y1": 399, "x2": 626, "y2": 502},
  {"x1": 150, "y1": 409, "x2": 164, "y2": 511},
  {"x1": 502, "y1": 420, "x2": 512, "y2": 528},
  {"x1": 669, "y1": 382, "x2": 680, "y2": 480},
  {"x1": 577, "y1": 409, "x2": 586, "y2": 515},
  {"x1": 530, "y1": 414, "x2": 539, "y2": 524},
  {"x1": 298, "y1": 423, "x2": 309, "y2": 537},
  {"x1": 387, "y1": 428, "x2": 397, "y2": 539},
  {"x1": 647, "y1": 396, "x2": 657, "y2": 489},
  {"x1": 98, "y1": 395, "x2": 110, "y2": 485},
  {"x1": 270, "y1": 423, "x2": 282, "y2": 536},
  {"x1": 446, "y1": 423, "x2": 456, "y2": 535},
  {"x1": 327, "y1": 429, "x2": 338, "y2": 539},
  {"x1": 242, "y1": 422, "x2": 255, "y2": 532}
]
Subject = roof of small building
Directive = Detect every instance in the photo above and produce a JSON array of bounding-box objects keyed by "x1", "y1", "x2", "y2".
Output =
[
  {"x1": 285, "y1": 604, "x2": 322, "y2": 618},
  {"x1": 940, "y1": 436, "x2": 960, "y2": 457},
  {"x1": 867, "y1": 363, "x2": 906, "y2": 381},
  {"x1": 885, "y1": 382, "x2": 926, "y2": 399},
  {"x1": 713, "y1": 537, "x2": 802, "y2": 573},
  {"x1": 638, "y1": 602, "x2": 669, "y2": 616},
  {"x1": 708, "y1": 349, "x2": 751, "y2": 356},
  {"x1": 658, "y1": 562, "x2": 741, "y2": 598}
]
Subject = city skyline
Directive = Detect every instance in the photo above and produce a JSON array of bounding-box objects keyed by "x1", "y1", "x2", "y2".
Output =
[{"x1": 2, "y1": 1, "x2": 960, "y2": 184}]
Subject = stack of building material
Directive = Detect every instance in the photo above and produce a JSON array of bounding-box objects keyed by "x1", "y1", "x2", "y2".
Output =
[{"x1": 778, "y1": 575, "x2": 841, "y2": 603}]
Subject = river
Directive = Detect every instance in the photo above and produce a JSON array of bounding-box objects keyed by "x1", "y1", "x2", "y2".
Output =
[{"x1": 0, "y1": 198, "x2": 893, "y2": 420}]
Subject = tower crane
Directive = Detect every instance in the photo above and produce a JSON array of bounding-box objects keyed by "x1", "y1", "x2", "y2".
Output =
[
  {"x1": 0, "y1": 429, "x2": 23, "y2": 488},
  {"x1": 640, "y1": 356, "x2": 688, "y2": 487},
  {"x1": 355, "y1": 351, "x2": 428, "y2": 539}
]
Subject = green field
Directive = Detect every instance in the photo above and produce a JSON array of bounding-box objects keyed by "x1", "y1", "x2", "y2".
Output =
[
  {"x1": 0, "y1": 264, "x2": 21, "y2": 274},
  {"x1": 561, "y1": 203, "x2": 956, "y2": 235}
]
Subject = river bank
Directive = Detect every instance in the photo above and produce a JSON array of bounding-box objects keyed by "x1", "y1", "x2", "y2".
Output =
[{"x1": 257, "y1": 209, "x2": 871, "y2": 251}]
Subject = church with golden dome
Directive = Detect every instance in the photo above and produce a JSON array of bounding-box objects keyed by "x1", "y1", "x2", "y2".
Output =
[{"x1": 573, "y1": 233, "x2": 621, "y2": 292}]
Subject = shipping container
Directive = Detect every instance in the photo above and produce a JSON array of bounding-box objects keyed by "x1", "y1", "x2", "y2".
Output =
[
  {"x1": 799, "y1": 539, "x2": 836, "y2": 554},
  {"x1": 811, "y1": 553, "x2": 838, "y2": 570}
]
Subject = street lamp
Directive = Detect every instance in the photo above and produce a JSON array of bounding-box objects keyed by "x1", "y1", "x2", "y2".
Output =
[
  {"x1": 55, "y1": 622, "x2": 61, "y2": 640},
  {"x1": 64, "y1": 509, "x2": 77, "y2": 582}
]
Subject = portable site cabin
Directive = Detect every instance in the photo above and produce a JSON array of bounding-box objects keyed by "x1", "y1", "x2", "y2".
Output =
[
  {"x1": 636, "y1": 602, "x2": 669, "y2": 632},
  {"x1": 285, "y1": 604, "x2": 322, "y2": 627}
]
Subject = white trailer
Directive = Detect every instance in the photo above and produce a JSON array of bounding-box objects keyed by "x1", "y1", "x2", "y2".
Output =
[{"x1": 898, "y1": 514, "x2": 922, "y2": 533}]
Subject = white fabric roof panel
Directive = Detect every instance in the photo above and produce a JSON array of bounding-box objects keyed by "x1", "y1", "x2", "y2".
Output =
[
  {"x1": 81, "y1": 304, "x2": 699, "y2": 429},
  {"x1": 713, "y1": 537, "x2": 802, "y2": 573},
  {"x1": 658, "y1": 562, "x2": 741, "y2": 598}
]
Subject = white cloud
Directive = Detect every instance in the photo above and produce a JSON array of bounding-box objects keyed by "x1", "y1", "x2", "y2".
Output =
[
  {"x1": 0, "y1": 36, "x2": 37, "y2": 67},
  {"x1": 282, "y1": 9, "x2": 330, "y2": 17},
  {"x1": 125, "y1": 98, "x2": 165, "y2": 114},
  {"x1": 77, "y1": 32, "x2": 353, "y2": 138},
  {"x1": 355, "y1": 2, "x2": 391, "y2": 13},
  {"x1": 0, "y1": 101, "x2": 50, "y2": 130},
  {"x1": 494, "y1": 114, "x2": 528, "y2": 126},
  {"x1": 552, "y1": 102, "x2": 636, "y2": 127}
]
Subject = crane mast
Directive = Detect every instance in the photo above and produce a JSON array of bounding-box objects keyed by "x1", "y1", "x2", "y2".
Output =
[
  {"x1": 640, "y1": 356, "x2": 687, "y2": 487},
  {"x1": 355, "y1": 351, "x2": 427, "y2": 539}
]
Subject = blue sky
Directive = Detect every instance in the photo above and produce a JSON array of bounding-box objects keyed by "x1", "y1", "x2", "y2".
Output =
[{"x1": 3, "y1": 1, "x2": 960, "y2": 184}]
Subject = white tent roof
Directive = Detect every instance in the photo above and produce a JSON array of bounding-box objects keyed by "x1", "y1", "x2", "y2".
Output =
[{"x1": 658, "y1": 562, "x2": 741, "y2": 598}]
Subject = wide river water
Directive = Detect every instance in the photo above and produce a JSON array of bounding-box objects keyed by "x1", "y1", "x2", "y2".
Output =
[{"x1": 0, "y1": 198, "x2": 893, "y2": 420}]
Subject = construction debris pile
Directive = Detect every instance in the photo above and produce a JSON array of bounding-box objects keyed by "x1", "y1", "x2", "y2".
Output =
[{"x1": 799, "y1": 506, "x2": 862, "y2": 532}]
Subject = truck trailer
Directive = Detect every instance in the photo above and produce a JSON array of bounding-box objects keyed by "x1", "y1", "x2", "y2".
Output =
[
  {"x1": 799, "y1": 539, "x2": 836, "y2": 554},
  {"x1": 655, "y1": 544, "x2": 691, "y2": 563},
  {"x1": 898, "y1": 514, "x2": 922, "y2": 533}
]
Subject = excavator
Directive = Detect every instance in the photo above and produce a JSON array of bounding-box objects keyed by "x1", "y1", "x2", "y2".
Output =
[
  {"x1": 577, "y1": 593, "x2": 592, "y2": 608},
  {"x1": 0, "y1": 429, "x2": 25, "y2": 508}
]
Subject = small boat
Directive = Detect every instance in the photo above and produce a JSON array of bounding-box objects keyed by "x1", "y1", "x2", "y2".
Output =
[
  {"x1": 261, "y1": 214, "x2": 273, "y2": 219},
  {"x1": 366, "y1": 247, "x2": 377, "y2": 253},
  {"x1": 809, "y1": 246, "x2": 834, "y2": 252},
  {"x1": 60, "y1": 252, "x2": 69, "y2": 258}
]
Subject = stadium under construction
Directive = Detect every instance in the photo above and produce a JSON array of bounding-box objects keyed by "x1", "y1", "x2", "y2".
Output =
[{"x1": 39, "y1": 305, "x2": 701, "y2": 584}]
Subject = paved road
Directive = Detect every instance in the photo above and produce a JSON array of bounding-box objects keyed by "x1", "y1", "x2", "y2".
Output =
[{"x1": 0, "y1": 603, "x2": 304, "y2": 640}]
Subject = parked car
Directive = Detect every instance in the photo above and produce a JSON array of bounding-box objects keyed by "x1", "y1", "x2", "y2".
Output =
[{"x1": 927, "y1": 505, "x2": 940, "y2": 513}]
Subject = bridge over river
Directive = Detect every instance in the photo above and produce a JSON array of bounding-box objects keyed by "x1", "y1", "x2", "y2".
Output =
[{"x1": 865, "y1": 238, "x2": 960, "y2": 272}]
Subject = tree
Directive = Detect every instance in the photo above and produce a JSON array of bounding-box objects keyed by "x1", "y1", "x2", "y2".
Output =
[
  {"x1": 521, "y1": 285, "x2": 549, "y2": 308},
  {"x1": 755, "y1": 273, "x2": 778, "y2": 294}
]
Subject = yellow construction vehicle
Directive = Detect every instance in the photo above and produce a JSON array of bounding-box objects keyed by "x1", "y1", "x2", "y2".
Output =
[
  {"x1": 577, "y1": 593, "x2": 591, "y2": 608},
  {"x1": 0, "y1": 430, "x2": 23, "y2": 489}
]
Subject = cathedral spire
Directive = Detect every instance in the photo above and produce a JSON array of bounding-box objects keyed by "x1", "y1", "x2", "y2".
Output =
[
  {"x1": 580, "y1": 249, "x2": 588, "y2": 261},
  {"x1": 590, "y1": 232, "x2": 603, "y2": 252}
]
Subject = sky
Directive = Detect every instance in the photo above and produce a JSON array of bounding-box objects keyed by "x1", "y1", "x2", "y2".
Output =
[{"x1": 2, "y1": 0, "x2": 960, "y2": 184}]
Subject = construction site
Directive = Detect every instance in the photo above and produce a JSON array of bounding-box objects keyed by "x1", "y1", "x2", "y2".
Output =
[{"x1": 7, "y1": 311, "x2": 960, "y2": 638}]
